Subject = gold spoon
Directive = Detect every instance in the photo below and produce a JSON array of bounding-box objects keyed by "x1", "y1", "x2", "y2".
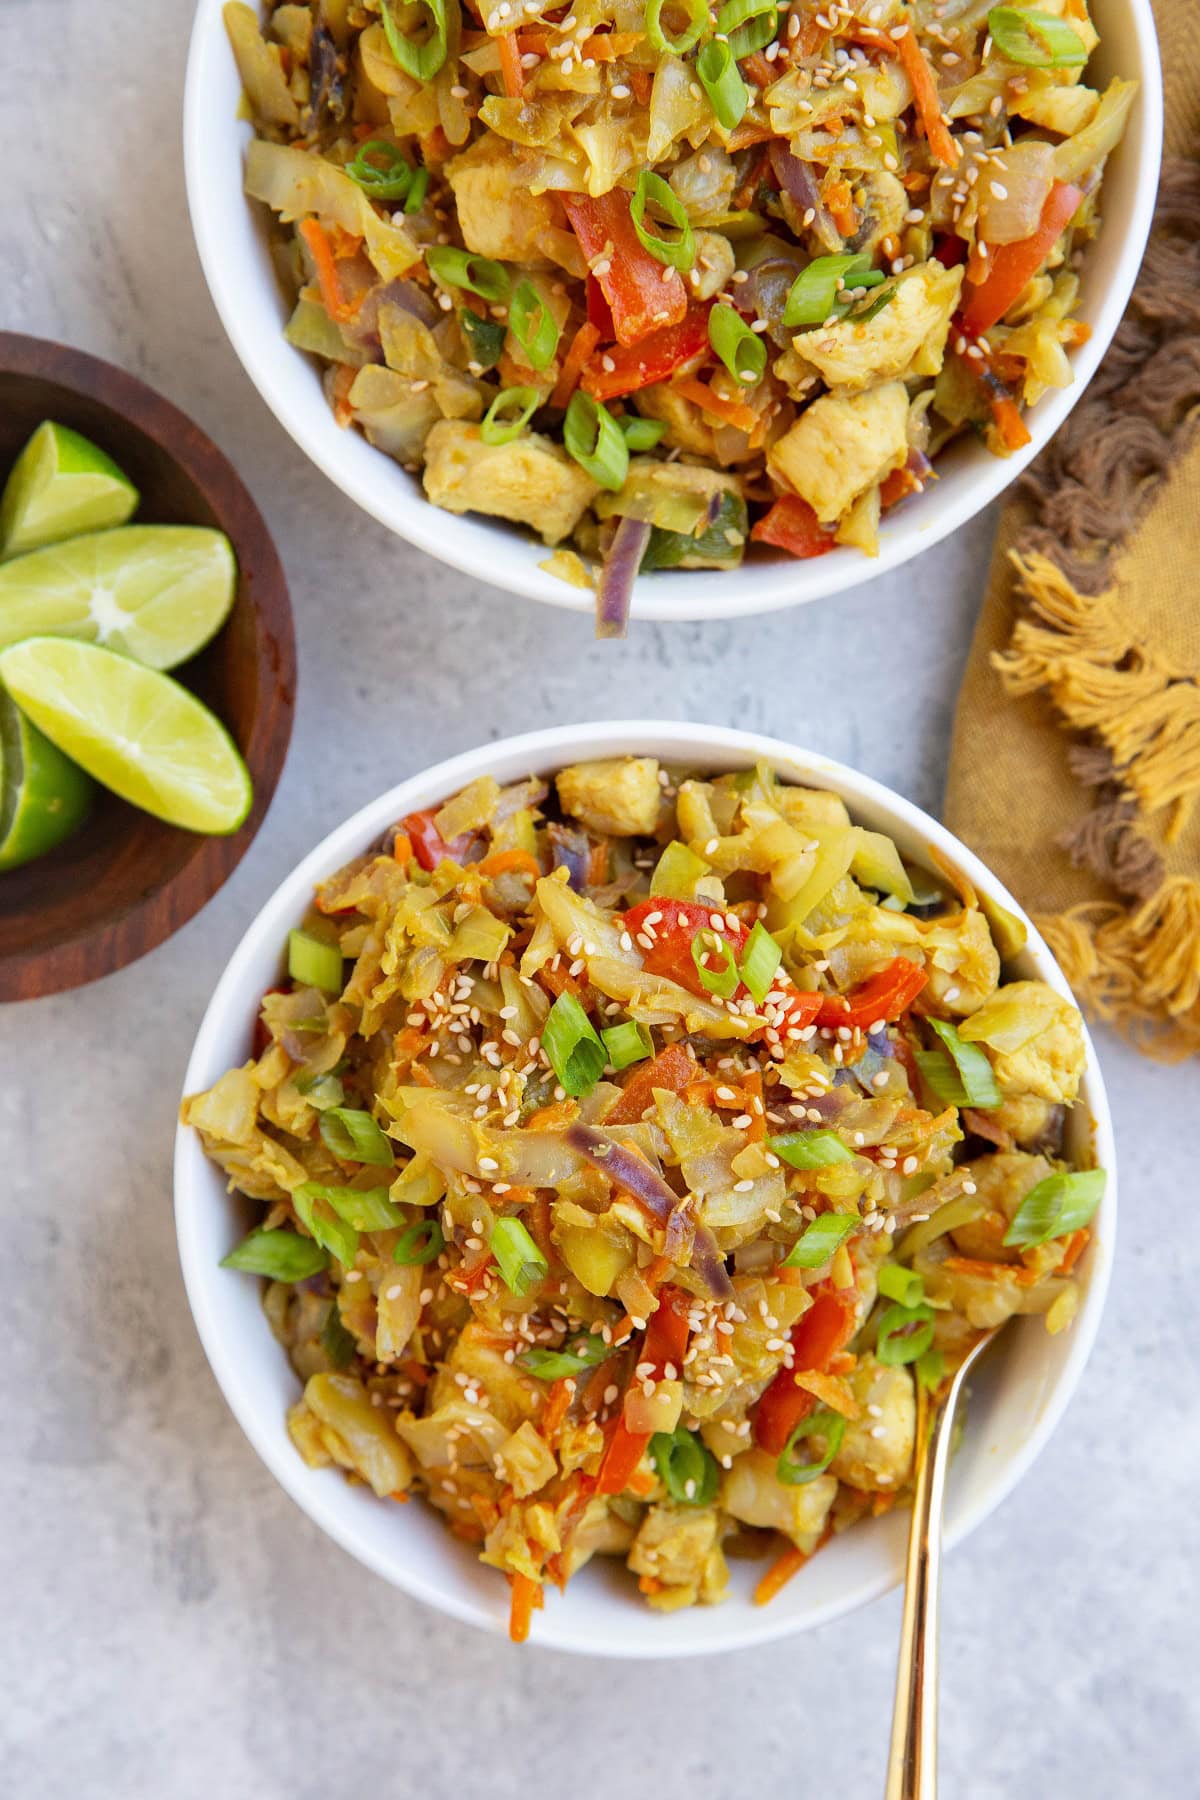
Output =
[{"x1": 884, "y1": 1327, "x2": 1001, "y2": 1800}]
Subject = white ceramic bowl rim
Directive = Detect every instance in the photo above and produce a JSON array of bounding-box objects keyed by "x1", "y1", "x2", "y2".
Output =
[
  {"x1": 175, "y1": 721, "x2": 1116, "y2": 1657},
  {"x1": 182, "y1": 0, "x2": 1163, "y2": 621}
]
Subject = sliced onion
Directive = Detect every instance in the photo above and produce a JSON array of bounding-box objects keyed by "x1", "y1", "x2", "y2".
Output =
[
  {"x1": 566, "y1": 1123, "x2": 733, "y2": 1299},
  {"x1": 596, "y1": 516, "x2": 651, "y2": 639},
  {"x1": 739, "y1": 254, "x2": 806, "y2": 348},
  {"x1": 768, "y1": 145, "x2": 842, "y2": 253},
  {"x1": 978, "y1": 140, "x2": 1055, "y2": 245}
]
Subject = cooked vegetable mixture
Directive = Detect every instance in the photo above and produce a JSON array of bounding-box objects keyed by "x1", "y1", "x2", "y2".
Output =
[
  {"x1": 226, "y1": 0, "x2": 1133, "y2": 627},
  {"x1": 184, "y1": 757, "x2": 1105, "y2": 1636}
]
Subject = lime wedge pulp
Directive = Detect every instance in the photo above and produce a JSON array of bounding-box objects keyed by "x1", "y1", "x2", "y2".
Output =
[
  {"x1": 0, "y1": 687, "x2": 94, "y2": 870},
  {"x1": 0, "y1": 638, "x2": 253, "y2": 836},
  {"x1": 0, "y1": 526, "x2": 238, "y2": 670},
  {"x1": 0, "y1": 422, "x2": 138, "y2": 559}
]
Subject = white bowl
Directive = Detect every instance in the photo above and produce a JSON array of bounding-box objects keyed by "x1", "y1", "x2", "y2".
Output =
[
  {"x1": 175, "y1": 721, "x2": 1116, "y2": 1656},
  {"x1": 183, "y1": 2, "x2": 1162, "y2": 623}
]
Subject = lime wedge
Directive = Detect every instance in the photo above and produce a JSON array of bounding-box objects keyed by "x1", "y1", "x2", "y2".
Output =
[
  {"x1": 0, "y1": 525, "x2": 237, "y2": 670},
  {"x1": 0, "y1": 422, "x2": 138, "y2": 559},
  {"x1": 0, "y1": 638, "x2": 253, "y2": 835},
  {"x1": 0, "y1": 687, "x2": 93, "y2": 869}
]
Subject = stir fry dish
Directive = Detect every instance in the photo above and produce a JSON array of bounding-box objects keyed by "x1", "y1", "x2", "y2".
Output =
[
  {"x1": 184, "y1": 757, "x2": 1105, "y2": 1637},
  {"x1": 225, "y1": 0, "x2": 1133, "y2": 627}
]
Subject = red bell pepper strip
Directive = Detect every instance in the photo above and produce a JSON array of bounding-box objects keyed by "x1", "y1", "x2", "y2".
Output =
[
  {"x1": 960, "y1": 181, "x2": 1084, "y2": 335},
  {"x1": 580, "y1": 305, "x2": 712, "y2": 401},
  {"x1": 596, "y1": 1285, "x2": 692, "y2": 1496},
  {"x1": 402, "y1": 808, "x2": 471, "y2": 872},
  {"x1": 586, "y1": 272, "x2": 616, "y2": 340},
  {"x1": 815, "y1": 956, "x2": 928, "y2": 1030},
  {"x1": 564, "y1": 191, "x2": 688, "y2": 348},
  {"x1": 750, "y1": 494, "x2": 837, "y2": 560},
  {"x1": 754, "y1": 1282, "x2": 860, "y2": 1455},
  {"x1": 623, "y1": 898, "x2": 823, "y2": 1037}
]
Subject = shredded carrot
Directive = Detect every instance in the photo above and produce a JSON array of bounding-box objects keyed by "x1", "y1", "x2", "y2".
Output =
[
  {"x1": 1057, "y1": 1228, "x2": 1090, "y2": 1275},
  {"x1": 390, "y1": 1024, "x2": 427, "y2": 1066},
  {"x1": 641, "y1": 1253, "x2": 674, "y2": 1293},
  {"x1": 298, "y1": 218, "x2": 355, "y2": 323},
  {"x1": 742, "y1": 49, "x2": 775, "y2": 88},
  {"x1": 551, "y1": 319, "x2": 602, "y2": 410},
  {"x1": 524, "y1": 1097, "x2": 578, "y2": 1130},
  {"x1": 732, "y1": 147, "x2": 772, "y2": 213},
  {"x1": 498, "y1": 29, "x2": 525, "y2": 96},
  {"x1": 726, "y1": 122, "x2": 776, "y2": 153},
  {"x1": 673, "y1": 376, "x2": 759, "y2": 435},
  {"x1": 627, "y1": 1464, "x2": 657, "y2": 1498},
  {"x1": 476, "y1": 847, "x2": 542, "y2": 881},
  {"x1": 400, "y1": 1357, "x2": 431, "y2": 1387},
  {"x1": 796, "y1": 16, "x2": 825, "y2": 54},
  {"x1": 327, "y1": 224, "x2": 363, "y2": 258},
  {"x1": 390, "y1": 1489, "x2": 410, "y2": 1502},
  {"x1": 542, "y1": 1376, "x2": 576, "y2": 1440},
  {"x1": 944, "y1": 1254, "x2": 1041, "y2": 1285},
  {"x1": 586, "y1": 28, "x2": 643, "y2": 57},
  {"x1": 891, "y1": 27, "x2": 959, "y2": 167},
  {"x1": 626, "y1": 67, "x2": 651, "y2": 103},
  {"x1": 827, "y1": 1350, "x2": 857, "y2": 1377},
  {"x1": 824, "y1": 176, "x2": 857, "y2": 238},
  {"x1": 450, "y1": 1519, "x2": 486, "y2": 1543},
  {"x1": 509, "y1": 1572, "x2": 543, "y2": 1643},
  {"x1": 470, "y1": 1492, "x2": 501, "y2": 1530},
  {"x1": 794, "y1": 1369, "x2": 860, "y2": 1419},
  {"x1": 754, "y1": 1544, "x2": 808, "y2": 1607},
  {"x1": 392, "y1": 832, "x2": 413, "y2": 865},
  {"x1": 989, "y1": 391, "x2": 1032, "y2": 452},
  {"x1": 638, "y1": 1574, "x2": 664, "y2": 1596}
]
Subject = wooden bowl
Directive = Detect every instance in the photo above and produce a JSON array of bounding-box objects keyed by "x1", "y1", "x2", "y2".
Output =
[{"x1": 0, "y1": 333, "x2": 295, "y2": 1001}]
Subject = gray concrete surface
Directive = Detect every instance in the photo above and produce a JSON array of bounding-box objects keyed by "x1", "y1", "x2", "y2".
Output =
[{"x1": 4, "y1": 2, "x2": 1197, "y2": 1793}]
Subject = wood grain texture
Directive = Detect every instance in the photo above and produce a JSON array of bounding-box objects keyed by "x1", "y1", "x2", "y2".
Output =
[{"x1": 0, "y1": 333, "x2": 295, "y2": 1001}]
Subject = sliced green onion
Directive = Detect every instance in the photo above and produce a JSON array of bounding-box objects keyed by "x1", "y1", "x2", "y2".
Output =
[
  {"x1": 650, "y1": 839, "x2": 711, "y2": 899},
  {"x1": 479, "y1": 386, "x2": 540, "y2": 446},
  {"x1": 563, "y1": 391, "x2": 629, "y2": 492},
  {"x1": 738, "y1": 919, "x2": 782, "y2": 1004},
  {"x1": 913, "y1": 1047, "x2": 970, "y2": 1108},
  {"x1": 221, "y1": 1227, "x2": 329, "y2": 1280},
  {"x1": 987, "y1": 5, "x2": 1087, "y2": 66},
  {"x1": 876, "y1": 1301, "x2": 935, "y2": 1367},
  {"x1": 716, "y1": 0, "x2": 778, "y2": 59},
  {"x1": 709, "y1": 303, "x2": 766, "y2": 386},
  {"x1": 878, "y1": 1263, "x2": 925, "y2": 1309},
  {"x1": 292, "y1": 1185, "x2": 359, "y2": 1267},
  {"x1": 783, "y1": 253, "x2": 886, "y2": 328},
  {"x1": 297, "y1": 1180, "x2": 402, "y2": 1233},
  {"x1": 621, "y1": 416, "x2": 666, "y2": 450},
  {"x1": 403, "y1": 164, "x2": 430, "y2": 213},
  {"x1": 543, "y1": 992, "x2": 607, "y2": 1096},
  {"x1": 425, "y1": 245, "x2": 510, "y2": 301},
  {"x1": 690, "y1": 928, "x2": 740, "y2": 998},
  {"x1": 769, "y1": 1129, "x2": 853, "y2": 1169},
  {"x1": 460, "y1": 307, "x2": 506, "y2": 371},
  {"x1": 1003, "y1": 1168, "x2": 1105, "y2": 1249},
  {"x1": 509, "y1": 280, "x2": 561, "y2": 371},
  {"x1": 782, "y1": 1211, "x2": 859, "y2": 1269},
  {"x1": 380, "y1": 0, "x2": 449, "y2": 81},
  {"x1": 320, "y1": 1300, "x2": 357, "y2": 1368},
  {"x1": 916, "y1": 1348, "x2": 945, "y2": 1392},
  {"x1": 318, "y1": 1106, "x2": 395, "y2": 1166},
  {"x1": 519, "y1": 1333, "x2": 613, "y2": 1379},
  {"x1": 645, "y1": 0, "x2": 709, "y2": 54},
  {"x1": 294, "y1": 1070, "x2": 345, "y2": 1108},
  {"x1": 602, "y1": 1020, "x2": 654, "y2": 1070},
  {"x1": 630, "y1": 171, "x2": 695, "y2": 271},
  {"x1": 696, "y1": 39, "x2": 748, "y2": 131},
  {"x1": 651, "y1": 1426, "x2": 720, "y2": 1505},
  {"x1": 926, "y1": 1018, "x2": 1002, "y2": 1108},
  {"x1": 777, "y1": 1406, "x2": 845, "y2": 1486},
  {"x1": 346, "y1": 139, "x2": 413, "y2": 200},
  {"x1": 287, "y1": 928, "x2": 344, "y2": 994},
  {"x1": 490, "y1": 1216, "x2": 549, "y2": 1295},
  {"x1": 393, "y1": 1218, "x2": 445, "y2": 1265}
]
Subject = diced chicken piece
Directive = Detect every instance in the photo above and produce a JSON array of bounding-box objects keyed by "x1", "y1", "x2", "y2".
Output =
[
  {"x1": 720, "y1": 1449, "x2": 837, "y2": 1552},
  {"x1": 787, "y1": 262, "x2": 964, "y2": 393},
  {"x1": 829, "y1": 1355, "x2": 914, "y2": 1494},
  {"x1": 445, "y1": 138, "x2": 582, "y2": 272},
  {"x1": 422, "y1": 421, "x2": 598, "y2": 545},
  {"x1": 634, "y1": 382, "x2": 718, "y2": 459},
  {"x1": 916, "y1": 907, "x2": 1002, "y2": 1015},
  {"x1": 692, "y1": 230, "x2": 736, "y2": 301},
  {"x1": 767, "y1": 383, "x2": 909, "y2": 525},
  {"x1": 557, "y1": 756, "x2": 662, "y2": 837},
  {"x1": 947, "y1": 1149, "x2": 1054, "y2": 1259},
  {"x1": 958, "y1": 980, "x2": 1087, "y2": 1103},
  {"x1": 626, "y1": 1503, "x2": 728, "y2": 1608}
]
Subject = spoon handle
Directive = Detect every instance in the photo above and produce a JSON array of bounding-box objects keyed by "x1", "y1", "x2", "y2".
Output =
[{"x1": 884, "y1": 1354, "x2": 975, "y2": 1800}]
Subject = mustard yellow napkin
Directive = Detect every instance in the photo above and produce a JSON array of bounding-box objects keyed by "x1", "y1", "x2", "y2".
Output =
[{"x1": 944, "y1": 0, "x2": 1200, "y2": 1058}]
